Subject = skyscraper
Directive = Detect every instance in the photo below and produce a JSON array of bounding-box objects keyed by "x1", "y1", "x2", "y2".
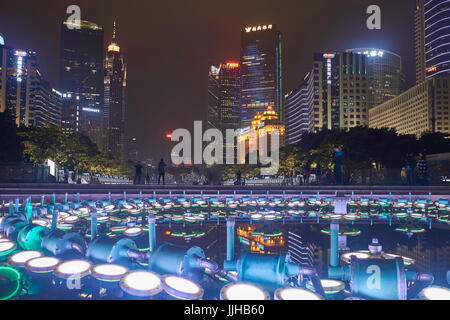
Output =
[
  {"x1": 217, "y1": 62, "x2": 240, "y2": 132},
  {"x1": 207, "y1": 65, "x2": 220, "y2": 130},
  {"x1": 284, "y1": 71, "x2": 315, "y2": 145},
  {"x1": 369, "y1": 76, "x2": 450, "y2": 137},
  {"x1": 207, "y1": 63, "x2": 240, "y2": 131},
  {"x1": 33, "y1": 77, "x2": 63, "y2": 127},
  {"x1": 103, "y1": 22, "x2": 127, "y2": 158},
  {"x1": 346, "y1": 49, "x2": 404, "y2": 108},
  {"x1": 1, "y1": 40, "x2": 61, "y2": 128},
  {"x1": 312, "y1": 52, "x2": 369, "y2": 131},
  {"x1": 61, "y1": 93, "x2": 80, "y2": 135},
  {"x1": 59, "y1": 20, "x2": 104, "y2": 149},
  {"x1": 415, "y1": 0, "x2": 450, "y2": 83},
  {"x1": 240, "y1": 24, "x2": 282, "y2": 129}
]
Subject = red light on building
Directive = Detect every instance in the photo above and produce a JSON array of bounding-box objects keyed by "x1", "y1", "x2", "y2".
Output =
[
  {"x1": 226, "y1": 62, "x2": 239, "y2": 69},
  {"x1": 166, "y1": 133, "x2": 172, "y2": 139}
]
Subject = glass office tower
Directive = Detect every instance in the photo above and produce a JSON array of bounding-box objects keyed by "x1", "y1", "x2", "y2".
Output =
[
  {"x1": 346, "y1": 48, "x2": 404, "y2": 108},
  {"x1": 59, "y1": 20, "x2": 104, "y2": 149},
  {"x1": 240, "y1": 24, "x2": 282, "y2": 129},
  {"x1": 415, "y1": 0, "x2": 450, "y2": 83}
]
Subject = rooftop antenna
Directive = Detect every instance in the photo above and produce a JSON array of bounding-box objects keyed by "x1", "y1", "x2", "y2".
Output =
[{"x1": 112, "y1": 20, "x2": 117, "y2": 42}]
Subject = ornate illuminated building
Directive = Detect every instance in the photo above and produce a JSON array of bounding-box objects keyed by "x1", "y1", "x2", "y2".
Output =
[
  {"x1": 415, "y1": 0, "x2": 450, "y2": 83},
  {"x1": 59, "y1": 20, "x2": 104, "y2": 149},
  {"x1": 240, "y1": 24, "x2": 282, "y2": 129},
  {"x1": 237, "y1": 225, "x2": 285, "y2": 255},
  {"x1": 237, "y1": 105, "x2": 285, "y2": 159},
  {"x1": 103, "y1": 22, "x2": 127, "y2": 158}
]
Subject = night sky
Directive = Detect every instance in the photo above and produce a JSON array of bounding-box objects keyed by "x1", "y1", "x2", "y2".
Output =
[{"x1": 0, "y1": 0, "x2": 416, "y2": 162}]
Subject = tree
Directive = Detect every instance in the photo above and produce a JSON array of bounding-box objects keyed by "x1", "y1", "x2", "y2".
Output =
[
  {"x1": 0, "y1": 110, "x2": 23, "y2": 162},
  {"x1": 18, "y1": 124, "x2": 133, "y2": 178}
]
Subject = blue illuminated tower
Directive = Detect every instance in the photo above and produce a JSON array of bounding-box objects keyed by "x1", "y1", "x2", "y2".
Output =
[{"x1": 415, "y1": 0, "x2": 450, "y2": 83}]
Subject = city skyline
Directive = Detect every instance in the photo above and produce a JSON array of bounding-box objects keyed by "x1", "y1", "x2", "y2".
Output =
[{"x1": 0, "y1": 0, "x2": 418, "y2": 160}]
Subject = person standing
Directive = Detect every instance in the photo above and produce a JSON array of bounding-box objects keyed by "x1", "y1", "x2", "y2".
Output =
[
  {"x1": 417, "y1": 153, "x2": 428, "y2": 185},
  {"x1": 304, "y1": 160, "x2": 311, "y2": 185},
  {"x1": 333, "y1": 145, "x2": 345, "y2": 185},
  {"x1": 134, "y1": 162, "x2": 143, "y2": 184},
  {"x1": 404, "y1": 153, "x2": 415, "y2": 185},
  {"x1": 158, "y1": 158, "x2": 167, "y2": 185},
  {"x1": 236, "y1": 170, "x2": 242, "y2": 186}
]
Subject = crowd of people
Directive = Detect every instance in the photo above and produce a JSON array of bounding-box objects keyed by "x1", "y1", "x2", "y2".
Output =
[
  {"x1": 133, "y1": 158, "x2": 167, "y2": 185},
  {"x1": 403, "y1": 152, "x2": 428, "y2": 185},
  {"x1": 133, "y1": 148, "x2": 430, "y2": 186}
]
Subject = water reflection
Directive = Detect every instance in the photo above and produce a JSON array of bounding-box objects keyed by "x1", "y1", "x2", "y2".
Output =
[{"x1": 158, "y1": 223, "x2": 450, "y2": 286}]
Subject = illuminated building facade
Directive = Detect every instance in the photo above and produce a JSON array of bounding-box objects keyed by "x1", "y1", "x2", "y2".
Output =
[
  {"x1": 33, "y1": 78, "x2": 62, "y2": 127},
  {"x1": 240, "y1": 24, "x2": 282, "y2": 129},
  {"x1": 103, "y1": 22, "x2": 127, "y2": 158},
  {"x1": 1, "y1": 41, "x2": 61, "y2": 128},
  {"x1": 217, "y1": 62, "x2": 240, "y2": 132},
  {"x1": 61, "y1": 93, "x2": 80, "y2": 135},
  {"x1": 207, "y1": 65, "x2": 220, "y2": 130},
  {"x1": 369, "y1": 76, "x2": 450, "y2": 137},
  {"x1": 284, "y1": 70, "x2": 315, "y2": 145},
  {"x1": 237, "y1": 225, "x2": 285, "y2": 255},
  {"x1": 415, "y1": 0, "x2": 450, "y2": 83},
  {"x1": 346, "y1": 48, "x2": 404, "y2": 108},
  {"x1": 312, "y1": 52, "x2": 369, "y2": 131},
  {"x1": 207, "y1": 62, "x2": 240, "y2": 132},
  {"x1": 59, "y1": 20, "x2": 104, "y2": 148}
]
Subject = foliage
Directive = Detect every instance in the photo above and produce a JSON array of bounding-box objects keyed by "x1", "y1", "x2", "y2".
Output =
[
  {"x1": 0, "y1": 110, "x2": 23, "y2": 162},
  {"x1": 279, "y1": 126, "x2": 450, "y2": 183},
  {"x1": 18, "y1": 124, "x2": 133, "y2": 177}
]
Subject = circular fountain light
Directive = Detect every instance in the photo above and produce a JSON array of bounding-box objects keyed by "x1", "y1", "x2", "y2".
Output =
[
  {"x1": 306, "y1": 279, "x2": 345, "y2": 294},
  {"x1": 59, "y1": 212, "x2": 70, "y2": 218},
  {"x1": 64, "y1": 216, "x2": 79, "y2": 224},
  {"x1": 120, "y1": 271, "x2": 162, "y2": 297},
  {"x1": 92, "y1": 264, "x2": 128, "y2": 282},
  {"x1": 341, "y1": 251, "x2": 370, "y2": 263},
  {"x1": 0, "y1": 266, "x2": 22, "y2": 300},
  {"x1": 382, "y1": 253, "x2": 414, "y2": 266},
  {"x1": 54, "y1": 259, "x2": 92, "y2": 279},
  {"x1": 56, "y1": 223, "x2": 73, "y2": 231},
  {"x1": 274, "y1": 287, "x2": 323, "y2": 300},
  {"x1": 8, "y1": 250, "x2": 43, "y2": 267},
  {"x1": 0, "y1": 241, "x2": 16, "y2": 257},
  {"x1": 32, "y1": 219, "x2": 49, "y2": 227},
  {"x1": 124, "y1": 227, "x2": 143, "y2": 237},
  {"x1": 220, "y1": 282, "x2": 270, "y2": 300},
  {"x1": 418, "y1": 286, "x2": 450, "y2": 300},
  {"x1": 26, "y1": 256, "x2": 60, "y2": 274},
  {"x1": 161, "y1": 275, "x2": 204, "y2": 300}
]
